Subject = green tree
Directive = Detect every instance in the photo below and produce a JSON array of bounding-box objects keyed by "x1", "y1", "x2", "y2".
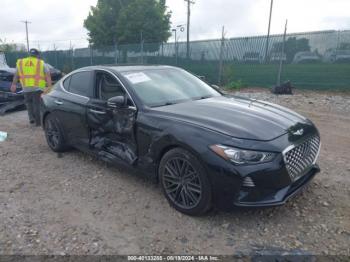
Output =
[
  {"x1": 272, "y1": 37, "x2": 311, "y2": 63},
  {"x1": 0, "y1": 39, "x2": 26, "y2": 52},
  {"x1": 116, "y1": 0, "x2": 171, "y2": 48},
  {"x1": 84, "y1": 0, "x2": 171, "y2": 49},
  {"x1": 84, "y1": 0, "x2": 127, "y2": 47}
]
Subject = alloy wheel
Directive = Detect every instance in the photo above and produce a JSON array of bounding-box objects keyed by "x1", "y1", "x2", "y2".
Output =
[
  {"x1": 45, "y1": 118, "x2": 60, "y2": 149},
  {"x1": 162, "y1": 157, "x2": 202, "y2": 209}
]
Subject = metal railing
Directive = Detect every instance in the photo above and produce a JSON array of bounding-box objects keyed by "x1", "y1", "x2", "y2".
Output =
[{"x1": 3, "y1": 29, "x2": 350, "y2": 90}]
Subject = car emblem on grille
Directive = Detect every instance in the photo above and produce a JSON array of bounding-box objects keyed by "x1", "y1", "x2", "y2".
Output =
[{"x1": 293, "y1": 129, "x2": 304, "y2": 136}]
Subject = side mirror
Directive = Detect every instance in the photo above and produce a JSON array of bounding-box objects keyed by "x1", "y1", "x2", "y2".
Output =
[{"x1": 107, "y1": 96, "x2": 126, "y2": 108}]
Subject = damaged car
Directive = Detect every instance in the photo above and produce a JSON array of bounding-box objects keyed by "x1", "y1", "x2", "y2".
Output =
[
  {"x1": 0, "y1": 54, "x2": 24, "y2": 114},
  {"x1": 40, "y1": 65, "x2": 321, "y2": 216},
  {"x1": 0, "y1": 59, "x2": 62, "y2": 114},
  {"x1": 45, "y1": 63, "x2": 64, "y2": 83}
]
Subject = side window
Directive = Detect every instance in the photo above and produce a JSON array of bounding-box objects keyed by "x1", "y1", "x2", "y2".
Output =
[
  {"x1": 97, "y1": 72, "x2": 126, "y2": 100},
  {"x1": 68, "y1": 71, "x2": 94, "y2": 97}
]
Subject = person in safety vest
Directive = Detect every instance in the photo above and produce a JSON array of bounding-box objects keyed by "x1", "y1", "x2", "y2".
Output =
[{"x1": 11, "y1": 48, "x2": 52, "y2": 126}]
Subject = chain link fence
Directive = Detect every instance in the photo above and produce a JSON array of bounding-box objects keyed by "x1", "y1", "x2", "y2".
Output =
[{"x1": 4, "y1": 29, "x2": 350, "y2": 90}]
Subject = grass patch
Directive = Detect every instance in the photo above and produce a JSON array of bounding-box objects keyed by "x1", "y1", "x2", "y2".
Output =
[{"x1": 182, "y1": 63, "x2": 350, "y2": 91}]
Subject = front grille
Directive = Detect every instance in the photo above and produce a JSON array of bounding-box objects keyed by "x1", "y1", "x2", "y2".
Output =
[{"x1": 283, "y1": 135, "x2": 321, "y2": 181}]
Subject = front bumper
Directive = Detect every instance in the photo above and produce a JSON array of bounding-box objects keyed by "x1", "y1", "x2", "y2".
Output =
[
  {"x1": 234, "y1": 164, "x2": 320, "y2": 207},
  {"x1": 203, "y1": 147, "x2": 320, "y2": 210},
  {"x1": 0, "y1": 91, "x2": 25, "y2": 115}
]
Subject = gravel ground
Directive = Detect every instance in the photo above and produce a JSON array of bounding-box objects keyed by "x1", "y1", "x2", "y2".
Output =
[{"x1": 0, "y1": 89, "x2": 349, "y2": 256}]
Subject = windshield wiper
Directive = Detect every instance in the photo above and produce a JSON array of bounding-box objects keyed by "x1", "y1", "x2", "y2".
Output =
[
  {"x1": 193, "y1": 95, "x2": 213, "y2": 100},
  {"x1": 150, "y1": 98, "x2": 194, "y2": 108},
  {"x1": 150, "y1": 101, "x2": 178, "y2": 107}
]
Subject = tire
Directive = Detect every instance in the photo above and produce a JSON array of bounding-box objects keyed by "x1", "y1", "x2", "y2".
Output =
[
  {"x1": 44, "y1": 114, "x2": 70, "y2": 152},
  {"x1": 159, "y1": 148, "x2": 212, "y2": 216}
]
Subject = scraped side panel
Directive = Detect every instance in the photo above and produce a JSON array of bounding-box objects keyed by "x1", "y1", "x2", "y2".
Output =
[{"x1": 87, "y1": 108, "x2": 137, "y2": 165}]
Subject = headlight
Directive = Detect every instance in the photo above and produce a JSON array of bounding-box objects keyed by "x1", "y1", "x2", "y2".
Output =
[{"x1": 210, "y1": 144, "x2": 276, "y2": 165}]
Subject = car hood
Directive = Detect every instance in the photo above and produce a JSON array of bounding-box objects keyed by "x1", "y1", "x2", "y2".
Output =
[
  {"x1": 0, "y1": 67, "x2": 15, "y2": 74},
  {"x1": 49, "y1": 68, "x2": 61, "y2": 74},
  {"x1": 151, "y1": 96, "x2": 312, "y2": 141}
]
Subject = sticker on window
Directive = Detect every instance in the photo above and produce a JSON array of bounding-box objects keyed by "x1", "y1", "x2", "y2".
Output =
[{"x1": 124, "y1": 72, "x2": 151, "y2": 84}]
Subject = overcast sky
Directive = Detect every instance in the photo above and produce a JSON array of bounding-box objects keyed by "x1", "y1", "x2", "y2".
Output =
[{"x1": 0, "y1": 0, "x2": 349, "y2": 50}]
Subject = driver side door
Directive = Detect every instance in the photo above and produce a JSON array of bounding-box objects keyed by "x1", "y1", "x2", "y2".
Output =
[{"x1": 86, "y1": 70, "x2": 138, "y2": 166}]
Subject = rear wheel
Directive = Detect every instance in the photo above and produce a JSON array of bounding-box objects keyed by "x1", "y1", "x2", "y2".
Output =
[
  {"x1": 159, "y1": 148, "x2": 212, "y2": 216},
  {"x1": 44, "y1": 114, "x2": 70, "y2": 152}
]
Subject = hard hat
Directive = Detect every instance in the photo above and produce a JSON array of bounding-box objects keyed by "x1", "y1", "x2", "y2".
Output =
[{"x1": 29, "y1": 48, "x2": 40, "y2": 57}]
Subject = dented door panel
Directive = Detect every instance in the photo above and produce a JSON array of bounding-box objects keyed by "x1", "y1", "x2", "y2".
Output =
[{"x1": 86, "y1": 99, "x2": 138, "y2": 165}]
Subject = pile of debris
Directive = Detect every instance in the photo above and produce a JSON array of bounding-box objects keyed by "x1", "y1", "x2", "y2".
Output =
[
  {"x1": 271, "y1": 81, "x2": 294, "y2": 95},
  {"x1": 0, "y1": 51, "x2": 63, "y2": 115}
]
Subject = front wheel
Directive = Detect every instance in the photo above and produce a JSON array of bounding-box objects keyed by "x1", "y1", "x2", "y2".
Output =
[
  {"x1": 159, "y1": 148, "x2": 212, "y2": 216},
  {"x1": 44, "y1": 114, "x2": 70, "y2": 152}
]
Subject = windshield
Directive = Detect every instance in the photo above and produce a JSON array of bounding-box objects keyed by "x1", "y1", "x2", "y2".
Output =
[{"x1": 121, "y1": 68, "x2": 221, "y2": 107}]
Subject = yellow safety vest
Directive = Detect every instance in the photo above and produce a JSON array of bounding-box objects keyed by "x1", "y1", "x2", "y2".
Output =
[{"x1": 16, "y1": 57, "x2": 46, "y2": 89}]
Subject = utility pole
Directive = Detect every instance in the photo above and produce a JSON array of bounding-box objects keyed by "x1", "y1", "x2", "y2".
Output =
[
  {"x1": 184, "y1": 0, "x2": 195, "y2": 60},
  {"x1": 171, "y1": 25, "x2": 185, "y2": 65},
  {"x1": 21, "y1": 20, "x2": 31, "y2": 52},
  {"x1": 172, "y1": 29, "x2": 177, "y2": 65},
  {"x1": 264, "y1": 0, "x2": 273, "y2": 63}
]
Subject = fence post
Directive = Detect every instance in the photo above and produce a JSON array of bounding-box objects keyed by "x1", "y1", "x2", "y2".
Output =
[
  {"x1": 175, "y1": 41, "x2": 178, "y2": 65},
  {"x1": 71, "y1": 48, "x2": 74, "y2": 70},
  {"x1": 114, "y1": 42, "x2": 118, "y2": 64},
  {"x1": 89, "y1": 44, "x2": 93, "y2": 66},
  {"x1": 335, "y1": 30, "x2": 340, "y2": 61},
  {"x1": 218, "y1": 26, "x2": 225, "y2": 86},
  {"x1": 53, "y1": 44, "x2": 58, "y2": 68},
  {"x1": 140, "y1": 31, "x2": 144, "y2": 64},
  {"x1": 277, "y1": 20, "x2": 288, "y2": 86}
]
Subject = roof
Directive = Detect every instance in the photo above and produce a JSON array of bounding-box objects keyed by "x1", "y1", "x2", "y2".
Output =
[{"x1": 77, "y1": 64, "x2": 177, "y2": 73}]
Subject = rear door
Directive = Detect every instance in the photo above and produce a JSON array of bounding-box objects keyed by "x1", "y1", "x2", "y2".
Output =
[
  {"x1": 55, "y1": 70, "x2": 94, "y2": 148},
  {"x1": 86, "y1": 70, "x2": 138, "y2": 165}
]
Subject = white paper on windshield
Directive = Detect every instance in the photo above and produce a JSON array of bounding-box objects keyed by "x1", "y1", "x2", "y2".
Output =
[{"x1": 124, "y1": 72, "x2": 151, "y2": 84}]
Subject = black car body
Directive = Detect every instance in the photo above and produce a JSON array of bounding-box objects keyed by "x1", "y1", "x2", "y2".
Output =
[
  {"x1": 40, "y1": 65, "x2": 321, "y2": 215},
  {"x1": 45, "y1": 63, "x2": 64, "y2": 83}
]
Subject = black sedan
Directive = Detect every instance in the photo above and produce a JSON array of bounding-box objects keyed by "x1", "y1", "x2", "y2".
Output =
[{"x1": 40, "y1": 65, "x2": 321, "y2": 215}]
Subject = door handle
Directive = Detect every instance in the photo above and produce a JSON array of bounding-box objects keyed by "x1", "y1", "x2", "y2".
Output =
[
  {"x1": 54, "y1": 100, "x2": 63, "y2": 105},
  {"x1": 89, "y1": 109, "x2": 106, "y2": 115}
]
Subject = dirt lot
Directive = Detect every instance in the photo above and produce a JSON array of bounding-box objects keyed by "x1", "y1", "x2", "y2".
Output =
[{"x1": 0, "y1": 89, "x2": 349, "y2": 256}]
